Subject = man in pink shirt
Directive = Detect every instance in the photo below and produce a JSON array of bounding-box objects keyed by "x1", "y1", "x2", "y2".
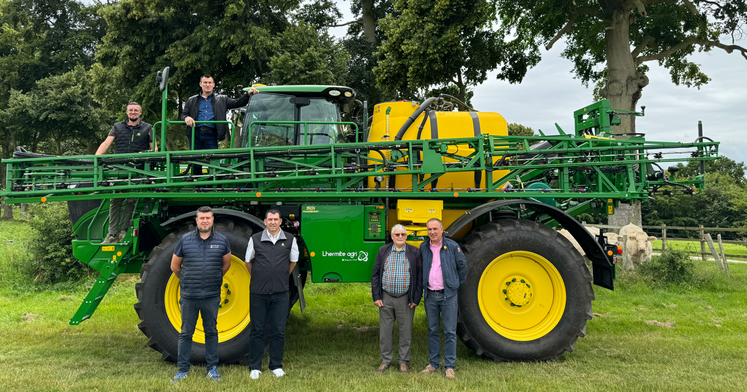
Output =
[{"x1": 419, "y1": 218, "x2": 467, "y2": 379}]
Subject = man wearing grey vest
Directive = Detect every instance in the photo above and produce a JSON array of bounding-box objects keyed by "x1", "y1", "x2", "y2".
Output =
[
  {"x1": 169, "y1": 206, "x2": 232, "y2": 383},
  {"x1": 95, "y1": 102, "x2": 153, "y2": 243},
  {"x1": 245, "y1": 209, "x2": 299, "y2": 379}
]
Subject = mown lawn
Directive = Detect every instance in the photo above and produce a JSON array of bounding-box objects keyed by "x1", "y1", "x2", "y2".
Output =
[{"x1": 1, "y1": 219, "x2": 746, "y2": 391}]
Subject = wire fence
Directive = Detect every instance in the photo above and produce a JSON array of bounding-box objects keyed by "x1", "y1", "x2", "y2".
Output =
[{"x1": 582, "y1": 223, "x2": 747, "y2": 260}]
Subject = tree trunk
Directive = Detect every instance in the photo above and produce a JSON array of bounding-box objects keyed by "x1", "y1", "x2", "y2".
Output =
[
  {"x1": 457, "y1": 70, "x2": 466, "y2": 108},
  {"x1": 361, "y1": 0, "x2": 377, "y2": 45},
  {"x1": 607, "y1": 200, "x2": 642, "y2": 229},
  {"x1": 600, "y1": 8, "x2": 649, "y2": 135},
  {"x1": 1, "y1": 203, "x2": 12, "y2": 220}
]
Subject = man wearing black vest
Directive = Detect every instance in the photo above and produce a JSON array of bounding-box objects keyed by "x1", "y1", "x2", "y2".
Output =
[
  {"x1": 181, "y1": 75, "x2": 258, "y2": 176},
  {"x1": 245, "y1": 209, "x2": 299, "y2": 379},
  {"x1": 95, "y1": 102, "x2": 153, "y2": 243},
  {"x1": 170, "y1": 206, "x2": 232, "y2": 383}
]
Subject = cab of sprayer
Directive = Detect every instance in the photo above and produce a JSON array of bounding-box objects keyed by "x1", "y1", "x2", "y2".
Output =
[{"x1": 237, "y1": 85, "x2": 357, "y2": 148}]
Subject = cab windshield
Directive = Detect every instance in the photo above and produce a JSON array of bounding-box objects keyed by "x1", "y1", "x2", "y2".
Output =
[{"x1": 240, "y1": 93, "x2": 344, "y2": 147}]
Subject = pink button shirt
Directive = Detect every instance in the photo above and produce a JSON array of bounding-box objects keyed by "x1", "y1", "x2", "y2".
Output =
[{"x1": 428, "y1": 238, "x2": 444, "y2": 290}]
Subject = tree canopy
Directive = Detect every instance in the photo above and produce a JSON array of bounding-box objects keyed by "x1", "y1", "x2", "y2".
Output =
[
  {"x1": 374, "y1": 0, "x2": 524, "y2": 103},
  {"x1": 496, "y1": 0, "x2": 747, "y2": 134},
  {"x1": 96, "y1": 0, "x2": 298, "y2": 118}
]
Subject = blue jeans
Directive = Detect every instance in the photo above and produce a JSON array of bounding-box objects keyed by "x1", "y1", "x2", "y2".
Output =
[
  {"x1": 424, "y1": 290, "x2": 458, "y2": 370},
  {"x1": 188, "y1": 128, "x2": 219, "y2": 176},
  {"x1": 177, "y1": 296, "x2": 220, "y2": 373},
  {"x1": 249, "y1": 291, "x2": 290, "y2": 371}
]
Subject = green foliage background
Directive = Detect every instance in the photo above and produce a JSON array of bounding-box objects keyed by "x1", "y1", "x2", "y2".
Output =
[{"x1": 26, "y1": 203, "x2": 89, "y2": 284}]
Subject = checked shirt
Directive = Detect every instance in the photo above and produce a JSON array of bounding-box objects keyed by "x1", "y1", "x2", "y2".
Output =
[{"x1": 382, "y1": 247, "x2": 410, "y2": 297}]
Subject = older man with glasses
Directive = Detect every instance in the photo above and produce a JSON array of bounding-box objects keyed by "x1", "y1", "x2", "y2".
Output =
[{"x1": 370, "y1": 224, "x2": 422, "y2": 373}]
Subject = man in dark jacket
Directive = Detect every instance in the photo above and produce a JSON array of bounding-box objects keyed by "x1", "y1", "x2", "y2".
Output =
[
  {"x1": 244, "y1": 209, "x2": 299, "y2": 379},
  {"x1": 170, "y1": 206, "x2": 232, "y2": 383},
  {"x1": 95, "y1": 102, "x2": 153, "y2": 243},
  {"x1": 181, "y1": 75, "x2": 258, "y2": 149},
  {"x1": 181, "y1": 75, "x2": 258, "y2": 175},
  {"x1": 419, "y1": 218, "x2": 467, "y2": 380},
  {"x1": 371, "y1": 224, "x2": 422, "y2": 373}
]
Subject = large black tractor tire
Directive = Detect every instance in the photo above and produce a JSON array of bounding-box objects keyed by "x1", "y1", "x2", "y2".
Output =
[
  {"x1": 457, "y1": 219, "x2": 594, "y2": 361},
  {"x1": 134, "y1": 218, "x2": 253, "y2": 364}
]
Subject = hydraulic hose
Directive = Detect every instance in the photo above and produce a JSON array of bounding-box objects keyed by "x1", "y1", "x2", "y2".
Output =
[{"x1": 394, "y1": 97, "x2": 438, "y2": 140}]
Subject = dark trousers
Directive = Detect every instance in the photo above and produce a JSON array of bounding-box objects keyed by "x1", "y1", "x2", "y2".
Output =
[
  {"x1": 177, "y1": 296, "x2": 220, "y2": 373},
  {"x1": 249, "y1": 291, "x2": 290, "y2": 371},
  {"x1": 379, "y1": 291, "x2": 415, "y2": 364},
  {"x1": 107, "y1": 198, "x2": 135, "y2": 236},
  {"x1": 188, "y1": 128, "x2": 219, "y2": 176}
]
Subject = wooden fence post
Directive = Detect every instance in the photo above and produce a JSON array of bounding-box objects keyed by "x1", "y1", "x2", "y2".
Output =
[
  {"x1": 705, "y1": 234, "x2": 726, "y2": 273},
  {"x1": 699, "y1": 225, "x2": 705, "y2": 261},
  {"x1": 661, "y1": 224, "x2": 667, "y2": 252},
  {"x1": 717, "y1": 234, "x2": 730, "y2": 276}
]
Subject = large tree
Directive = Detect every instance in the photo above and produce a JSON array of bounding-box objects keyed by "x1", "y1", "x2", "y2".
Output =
[
  {"x1": 265, "y1": 18, "x2": 349, "y2": 85},
  {"x1": 0, "y1": 0, "x2": 104, "y2": 218},
  {"x1": 340, "y1": 0, "x2": 399, "y2": 106},
  {"x1": 96, "y1": 0, "x2": 298, "y2": 120},
  {"x1": 0, "y1": 0, "x2": 104, "y2": 152},
  {"x1": 375, "y1": 0, "x2": 532, "y2": 103},
  {"x1": 3, "y1": 66, "x2": 114, "y2": 155},
  {"x1": 497, "y1": 0, "x2": 747, "y2": 134}
]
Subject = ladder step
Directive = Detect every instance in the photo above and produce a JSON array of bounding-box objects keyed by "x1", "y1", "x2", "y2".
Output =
[{"x1": 68, "y1": 267, "x2": 125, "y2": 325}]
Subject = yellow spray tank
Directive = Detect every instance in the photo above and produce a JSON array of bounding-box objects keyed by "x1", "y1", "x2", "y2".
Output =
[{"x1": 367, "y1": 99, "x2": 509, "y2": 191}]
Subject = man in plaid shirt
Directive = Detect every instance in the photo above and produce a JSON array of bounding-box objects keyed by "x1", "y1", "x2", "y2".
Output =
[{"x1": 371, "y1": 224, "x2": 422, "y2": 373}]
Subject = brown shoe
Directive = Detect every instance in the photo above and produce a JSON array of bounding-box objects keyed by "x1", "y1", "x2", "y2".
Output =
[
  {"x1": 445, "y1": 368, "x2": 455, "y2": 379},
  {"x1": 376, "y1": 364, "x2": 389, "y2": 373},
  {"x1": 399, "y1": 362, "x2": 409, "y2": 373},
  {"x1": 420, "y1": 364, "x2": 438, "y2": 374}
]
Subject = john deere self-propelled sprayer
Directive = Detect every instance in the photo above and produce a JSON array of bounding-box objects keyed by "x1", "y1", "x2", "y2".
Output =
[{"x1": 0, "y1": 68, "x2": 719, "y2": 363}]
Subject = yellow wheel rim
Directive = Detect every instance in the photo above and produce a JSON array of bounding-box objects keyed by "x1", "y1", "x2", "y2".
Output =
[
  {"x1": 165, "y1": 255, "x2": 251, "y2": 343},
  {"x1": 477, "y1": 251, "x2": 566, "y2": 341}
]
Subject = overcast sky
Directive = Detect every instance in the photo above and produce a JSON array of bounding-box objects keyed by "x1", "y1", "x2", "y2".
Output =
[{"x1": 331, "y1": 4, "x2": 747, "y2": 165}]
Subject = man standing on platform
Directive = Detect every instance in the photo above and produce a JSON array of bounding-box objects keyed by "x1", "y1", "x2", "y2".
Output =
[
  {"x1": 181, "y1": 75, "x2": 258, "y2": 175},
  {"x1": 95, "y1": 101, "x2": 153, "y2": 243}
]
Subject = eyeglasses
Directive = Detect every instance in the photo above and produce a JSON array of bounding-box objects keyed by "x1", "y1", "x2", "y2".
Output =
[{"x1": 392, "y1": 233, "x2": 407, "y2": 237}]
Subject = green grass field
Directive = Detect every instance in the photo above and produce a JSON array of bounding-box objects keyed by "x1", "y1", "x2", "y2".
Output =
[
  {"x1": 652, "y1": 239, "x2": 747, "y2": 259},
  {"x1": 1, "y1": 219, "x2": 746, "y2": 391}
]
